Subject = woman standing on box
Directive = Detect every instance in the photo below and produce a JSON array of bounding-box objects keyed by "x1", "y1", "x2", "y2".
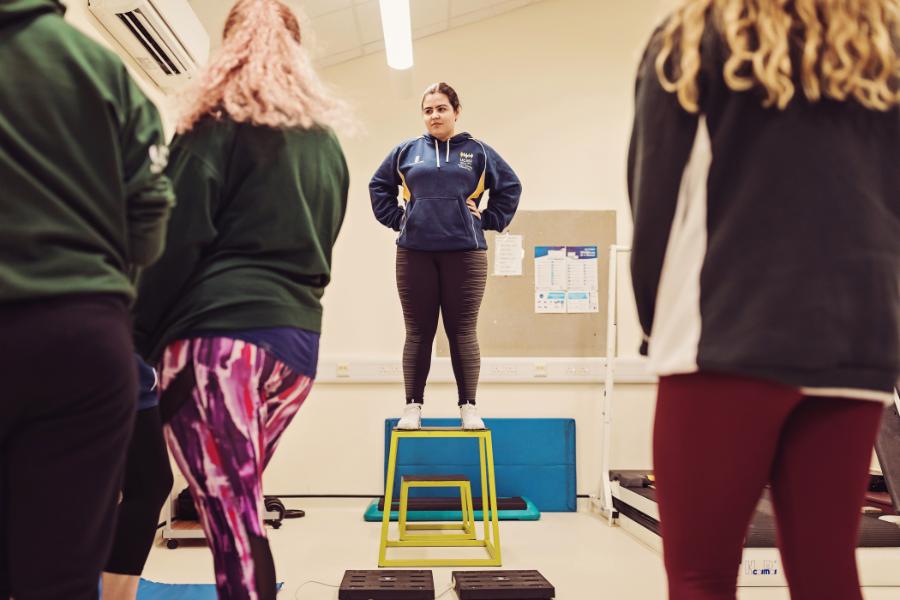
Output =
[{"x1": 370, "y1": 82, "x2": 522, "y2": 431}]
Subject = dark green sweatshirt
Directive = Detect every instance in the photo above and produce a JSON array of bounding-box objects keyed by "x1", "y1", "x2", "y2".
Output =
[
  {"x1": 132, "y1": 119, "x2": 349, "y2": 362},
  {"x1": 0, "y1": 0, "x2": 173, "y2": 303}
]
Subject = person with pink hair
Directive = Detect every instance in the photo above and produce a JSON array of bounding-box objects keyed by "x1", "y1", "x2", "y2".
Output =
[{"x1": 132, "y1": 1, "x2": 350, "y2": 597}]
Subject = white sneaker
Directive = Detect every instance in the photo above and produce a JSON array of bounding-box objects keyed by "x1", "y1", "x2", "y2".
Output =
[
  {"x1": 397, "y1": 403, "x2": 422, "y2": 430},
  {"x1": 460, "y1": 404, "x2": 485, "y2": 430}
]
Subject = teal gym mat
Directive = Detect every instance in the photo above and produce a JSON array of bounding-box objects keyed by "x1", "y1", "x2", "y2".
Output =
[
  {"x1": 135, "y1": 579, "x2": 282, "y2": 598},
  {"x1": 363, "y1": 496, "x2": 540, "y2": 522}
]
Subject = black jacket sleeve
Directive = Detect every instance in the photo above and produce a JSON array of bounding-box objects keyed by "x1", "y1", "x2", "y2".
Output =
[{"x1": 627, "y1": 30, "x2": 700, "y2": 355}]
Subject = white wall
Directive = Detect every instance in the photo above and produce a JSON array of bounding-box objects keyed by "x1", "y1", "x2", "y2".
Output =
[
  {"x1": 261, "y1": 0, "x2": 669, "y2": 498},
  {"x1": 65, "y1": 0, "x2": 668, "y2": 499},
  {"x1": 320, "y1": 0, "x2": 666, "y2": 361}
]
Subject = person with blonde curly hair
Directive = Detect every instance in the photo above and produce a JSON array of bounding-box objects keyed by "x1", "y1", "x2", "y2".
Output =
[
  {"x1": 132, "y1": 0, "x2": 350, "y2": 597},
  {"x1": 628, "y1": 1, "x2": 899, "y2": 598}
]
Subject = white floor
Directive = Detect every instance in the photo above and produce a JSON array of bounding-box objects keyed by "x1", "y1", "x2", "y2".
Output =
[{"x1": 143, "y1": 498, "x2": 900, "y2": 599}]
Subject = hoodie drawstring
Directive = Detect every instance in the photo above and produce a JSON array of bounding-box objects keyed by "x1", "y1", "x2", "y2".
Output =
[{"x1": 432, "y1": 138, "x2": 453, "y2": 168}]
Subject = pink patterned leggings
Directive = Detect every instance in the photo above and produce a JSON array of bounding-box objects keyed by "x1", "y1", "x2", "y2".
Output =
[{"x1": 161, "y1": 338, "x2": 313, "y2": 600}]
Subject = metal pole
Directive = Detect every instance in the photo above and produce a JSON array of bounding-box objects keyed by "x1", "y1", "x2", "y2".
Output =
[{"x1": 600, "y1": 245, "x2": 630, "y2": 525}]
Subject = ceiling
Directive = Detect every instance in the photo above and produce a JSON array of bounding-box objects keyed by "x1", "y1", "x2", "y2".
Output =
[{"x1": 189, "y1": 0, "x2": 545, "y2": 67}]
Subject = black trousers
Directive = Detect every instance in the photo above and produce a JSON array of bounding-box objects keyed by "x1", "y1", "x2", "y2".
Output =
[
  {"x1": 0, "y1": 295, "x2": 135, "y2": 600},
  {"x1": 396, "y1": 248, "x2": 488, "y2": 405},
  {"x1": 104, "y1": 404, "x2": 173, "y2": 576}
]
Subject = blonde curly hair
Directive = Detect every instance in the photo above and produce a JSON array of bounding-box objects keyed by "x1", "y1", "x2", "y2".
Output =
[{"x1": 656, "y1": 0, "x2": 899, "y2": 112}]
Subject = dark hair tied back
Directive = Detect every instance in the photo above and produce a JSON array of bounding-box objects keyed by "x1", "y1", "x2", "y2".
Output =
[{"x1": 421, "y1": 82, "x2": 461, "y2": 112}]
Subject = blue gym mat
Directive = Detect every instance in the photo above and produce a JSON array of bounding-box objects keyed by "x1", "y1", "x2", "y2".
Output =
[
  {"x1": 135, "y1": 579, "x2": 282, "y2": 599},
  {"x1": 363, "y1": 495, "x2": 541, "y2": 522},
  {"x1": 381, "y1": 418, "x2": 576, "y2": 512}
]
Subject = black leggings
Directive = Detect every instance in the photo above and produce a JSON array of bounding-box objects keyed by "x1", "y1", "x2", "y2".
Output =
[
  {"x1": 0, "y1": 295, "x2": 135, "y2": 600},
  {"x1": 105, "y1": 405, "x2": 173, "y2": 576},
  {"x1": 396, "y1": 248, "x2": 487, "y2": 405}
]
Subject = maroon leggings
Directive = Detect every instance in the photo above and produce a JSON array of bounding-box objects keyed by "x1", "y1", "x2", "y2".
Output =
[{"x1": 654, "y1": 373, "x2": 883, "y2": 600}]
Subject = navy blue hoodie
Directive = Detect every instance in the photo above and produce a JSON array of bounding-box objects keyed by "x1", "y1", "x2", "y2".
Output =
[{"x1": 369, "y1": 132, "x2": 521, "y2": 251}]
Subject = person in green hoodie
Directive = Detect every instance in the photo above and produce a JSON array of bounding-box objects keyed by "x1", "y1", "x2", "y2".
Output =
[
  {"x1": 131, "y1": 1, "x2": 349, "y2": 597},
  {"x1": 0, "y1": 1, "x2": 173, "y2": 599}
]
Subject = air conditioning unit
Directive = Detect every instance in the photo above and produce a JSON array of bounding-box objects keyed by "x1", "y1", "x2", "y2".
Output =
[{"x1": 88, "y1": 0, "x2": 210, "y2": 93}]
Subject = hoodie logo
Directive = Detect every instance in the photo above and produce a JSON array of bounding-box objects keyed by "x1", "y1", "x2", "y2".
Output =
[
  {"x1": 413, "y1": 155, "x2": 422, "y2": 164},
  {"x1": 458, "y1": 151, "x2": 474, "y2": 171},
  {"x1": 149, "y1": 144, "x2": 169, "y2": 175}
]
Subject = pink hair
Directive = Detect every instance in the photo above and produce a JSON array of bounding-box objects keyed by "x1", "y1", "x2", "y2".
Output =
[{"x1": 176, "y1": 0, "x2": 350, "y2": 133}]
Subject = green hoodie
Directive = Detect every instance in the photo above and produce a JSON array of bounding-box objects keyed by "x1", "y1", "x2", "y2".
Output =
[
  {"x1": 132, "y1": 119, "x2": 349, "y2": 362},
  {"x1": 0, "y1": 0, "x2": 174, "y2": 304}
]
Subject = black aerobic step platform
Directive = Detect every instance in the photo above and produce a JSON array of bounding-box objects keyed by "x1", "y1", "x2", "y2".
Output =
[
  {"x1": 402, "y1": 474, "x2": 470, "y2": 482},
  {"x1": 339, "y1": 570, "x2": 434, "y2": 600},
  {"x1": 452, "y1": 570, "x2": 555, "y2": 599}
]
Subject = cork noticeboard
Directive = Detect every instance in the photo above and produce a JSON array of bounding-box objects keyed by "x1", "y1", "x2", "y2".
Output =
[{"x1": 436, "y1": 210, "x2": 617, "y2": 358}]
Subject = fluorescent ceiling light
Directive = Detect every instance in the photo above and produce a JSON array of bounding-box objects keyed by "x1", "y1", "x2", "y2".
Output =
[{"x1": 378, "y1": 0, "x2": 413, "y2": 70}]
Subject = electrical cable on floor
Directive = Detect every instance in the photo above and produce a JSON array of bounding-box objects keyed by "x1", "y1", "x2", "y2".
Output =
[
  {"x1": 293, "y1": 579, "x2": 340, "y2": 598},
  {"x1": 292, "y1": 578, "x2": 455, "y2": 599}
]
